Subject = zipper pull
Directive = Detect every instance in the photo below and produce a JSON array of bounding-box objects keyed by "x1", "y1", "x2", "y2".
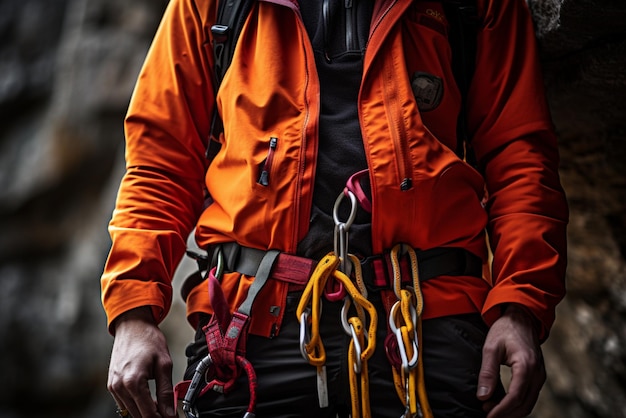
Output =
[{"x1": 258, "y1": 137, "x2": 278, "y2": 186}]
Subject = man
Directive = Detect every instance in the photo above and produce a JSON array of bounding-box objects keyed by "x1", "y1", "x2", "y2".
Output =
[{"x1": 102, "y1": 0, "x2": 568, "y2": 417}]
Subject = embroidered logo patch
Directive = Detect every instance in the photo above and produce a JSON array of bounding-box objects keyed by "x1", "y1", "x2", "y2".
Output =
[{"x1": 411, "y1": 72, "x2": 444, "y2": 112}]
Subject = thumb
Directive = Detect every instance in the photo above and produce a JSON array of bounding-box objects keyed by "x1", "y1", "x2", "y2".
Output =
[{"x1": 477, "y1": 342, "x2": 502, "y2": 401}]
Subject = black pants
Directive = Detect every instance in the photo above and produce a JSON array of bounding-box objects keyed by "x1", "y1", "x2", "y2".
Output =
[{"x1": 183, "y1": 292, "x2": 502, "y2": 417}]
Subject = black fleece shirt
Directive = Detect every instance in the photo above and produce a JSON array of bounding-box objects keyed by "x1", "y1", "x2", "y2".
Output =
[{"x1": 297, "y1": 0, "x2": 375, "y2": 260}]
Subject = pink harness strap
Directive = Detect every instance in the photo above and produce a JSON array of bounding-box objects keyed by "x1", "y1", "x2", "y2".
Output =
[{"x1": 345, "y1": 169, "x2": 371, "y2": 213}]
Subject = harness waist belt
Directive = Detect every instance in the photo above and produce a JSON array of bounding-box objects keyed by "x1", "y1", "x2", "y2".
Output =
[
  {"x1": 361, "y1": 247, "x2": 483, "y2": 289},
  {"x1": 181, "y1": 243, "x2": 483, "y2": 301}
]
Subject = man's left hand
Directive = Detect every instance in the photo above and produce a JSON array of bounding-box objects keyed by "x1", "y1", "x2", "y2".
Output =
[{"x1": 477, "y1": 304, "x2": 546, "y2": 418}]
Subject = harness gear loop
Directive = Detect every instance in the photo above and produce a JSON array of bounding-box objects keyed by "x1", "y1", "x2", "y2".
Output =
[{"x1": 385, "y1": 244, "x2": 434, "y2": 418}]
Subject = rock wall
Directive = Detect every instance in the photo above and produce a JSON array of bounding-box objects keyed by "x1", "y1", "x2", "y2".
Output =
[
  {"x1": 536, "y1": 1, "x2": 626, "y2": 416},
  {"x1": 0, "y1": 0, "x2": 624, "y2": 417}
]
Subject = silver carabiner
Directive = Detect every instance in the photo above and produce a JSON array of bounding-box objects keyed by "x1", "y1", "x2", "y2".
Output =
[
  {"x1": 214, "y1": 246, "x2": 225, "y2": 280},
  {"x1": 299, "y1": 309, "x2": 312, "y2": 361},
  {"x1": 349, "y1": 321, "x2": 363, "y2": 374},
  {"x1": 333, "y1": 190, "x2": 358, "y2": 275},
  {"x1": 341, "y1": 299, "x2": 364, "y2": 373},
  {"x1": 182, "y1": 354, "x2": 213, "y2": 418},
  {"x1": 388, "y1": 301, "x2": 418, "y2": 373}
]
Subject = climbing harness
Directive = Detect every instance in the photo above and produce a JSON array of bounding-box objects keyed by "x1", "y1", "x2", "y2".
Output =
[{"x1": 177, "y1": 171, "x2": 481, "y2": 417}]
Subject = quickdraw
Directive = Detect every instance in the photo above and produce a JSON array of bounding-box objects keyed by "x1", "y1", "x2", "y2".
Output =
[
  {"x1": 385, "y1": 244, "x2": 433, "y2": 418},
  {"x1": 296, "y1": 253, "x2": 377, "y2": 418}
]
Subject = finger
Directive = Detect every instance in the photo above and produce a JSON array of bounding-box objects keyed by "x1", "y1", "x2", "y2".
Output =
[
  {"x1": 132, "y1": 376, "x2": 162, "y2": 418},
  {"x1": 108, "y1": 369, "x2": 136, "y2": 417},
  {"x1": 110, "y1": 369, "x2": 160, "y2": 418},
  {"x1": 109, "y1": 377, "x2": 143, "y2": 418},
  {"x1": 515, "y1": 356, "x2": 546, "y2": 417},
  {"x1": 486, "y1": 378, "x2": 526, "y2": 418},
  {"x1": 110, "y1": 394, "x2": 129, "y2": 418},
  {"x1": 487, "y1": 357, "x2": 537, "y2": 418},
  {"x1": 154, "y1": 356, "x2": 176, "y2": 418}
]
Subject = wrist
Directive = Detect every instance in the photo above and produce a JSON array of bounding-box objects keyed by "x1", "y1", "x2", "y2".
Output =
[
  {"x1": 111, "y1": 306, "x2": 156, "y2": 335},
  {"x1": 502, "y1": 303, "x2": 541, "y2": 339}
]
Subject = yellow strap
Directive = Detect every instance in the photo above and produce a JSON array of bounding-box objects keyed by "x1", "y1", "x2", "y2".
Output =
[
  {"x1": 333, "y1": 268, "x2": 378, "y2": 361},
  {"x1": 416, "y1": 315, "x2": 433, "y2": 418},
  {"x1": 296, "y1": 254, "x2": 340, "y2": 366},
  {"x1": 347, "y1": 317, "x2": 371, "y2": 418}
]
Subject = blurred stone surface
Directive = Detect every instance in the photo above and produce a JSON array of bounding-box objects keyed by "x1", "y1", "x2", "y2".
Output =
[{"x1": 0, "y1": 0, "x2": 624, "y2": 417}]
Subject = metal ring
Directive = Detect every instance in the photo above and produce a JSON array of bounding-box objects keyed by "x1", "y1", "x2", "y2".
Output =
[
  {"x1": 332, "y1": 189, "x2": 358, "y2": 228},
  {"x1": 116, "y1": 408, "x2": 130, "y2": 418}
]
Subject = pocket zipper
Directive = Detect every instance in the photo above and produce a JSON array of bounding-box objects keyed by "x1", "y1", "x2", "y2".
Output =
[{"x1": 258, "y1": 137, "x2": 278, "y2": 186}]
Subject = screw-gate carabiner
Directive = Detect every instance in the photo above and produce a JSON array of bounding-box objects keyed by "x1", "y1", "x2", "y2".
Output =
[{"x1": 182, "y1": 354, "x2": 213, "y2": 418}]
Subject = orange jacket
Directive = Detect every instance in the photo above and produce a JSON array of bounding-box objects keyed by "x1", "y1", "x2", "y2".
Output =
[{"x1": 101, "y1": 0, "x2": 568, "y2": 340}]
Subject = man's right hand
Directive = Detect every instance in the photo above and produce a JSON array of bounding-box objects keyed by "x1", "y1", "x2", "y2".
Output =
[{"x1": 107, "y1": 307, "x2": 177, "y2": 418}]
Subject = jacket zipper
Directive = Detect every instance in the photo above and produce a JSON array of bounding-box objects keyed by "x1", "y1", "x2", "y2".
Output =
[
  {"x1": 383, "y1": 45, "x2": 413, "y2": 191},
  {"x1": 258, "y1": 137, "x2": 278, "y2": 186},
  {"x1": 368, "y1": 0, "x2": 412, "y2": 190},
  {"x1": 294, "y1": 9, "x2": 317, "y2": 250}
]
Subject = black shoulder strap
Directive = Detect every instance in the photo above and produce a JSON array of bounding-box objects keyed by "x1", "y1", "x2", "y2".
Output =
[
  {"x1": 442, "y1": 0, "x2": 480, "y2": 166},
  {"x1": 206, "y1": 0, "x2": 256, "y2": 159},
  {"x1": 211, "y1": 0, "x2": 256, "y2": 85}
]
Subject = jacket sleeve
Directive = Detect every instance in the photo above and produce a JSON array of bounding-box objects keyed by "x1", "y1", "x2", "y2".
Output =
[
  {"x1": 100, "y1": 0, "x2": 217, "y2": 332},
  {"x1": 469, "y1": 0, "x2": 569, "y2": 340}
]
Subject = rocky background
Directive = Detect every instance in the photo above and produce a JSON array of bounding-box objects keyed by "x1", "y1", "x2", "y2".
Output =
[{"x1": 0, "y1": 0, "x2": 624, "y2": 417}]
